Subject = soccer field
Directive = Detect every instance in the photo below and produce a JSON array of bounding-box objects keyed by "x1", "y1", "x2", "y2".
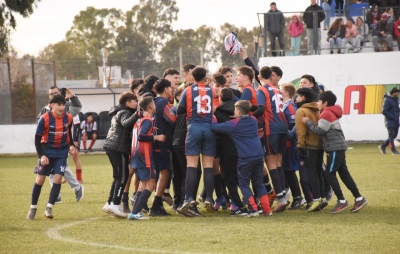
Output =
[{"x1": 0, "y1": 143, "x2": 399, "y2": 253}]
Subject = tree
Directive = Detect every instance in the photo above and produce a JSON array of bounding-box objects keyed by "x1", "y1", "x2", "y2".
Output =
[
  {"x1": 0, "y1": 0, "x2": 39, "y2": 57},
  {"x1": 126, "y1": 0, "x2": 179, "y2": 61}
]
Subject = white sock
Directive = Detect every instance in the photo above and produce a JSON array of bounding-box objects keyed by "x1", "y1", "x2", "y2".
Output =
[
  {"x1": 339, "y1": 200, "x2": 347, "y2": 203},
  {"x1": 31, "y1": 205, "x2": 37, "y2": 209},
  {"x1": 355, "y1": 197, "x2": 363, "y2": 202},
  {"x1": 47, "y1": 203, "x2": 53, "y2": 208},
  {"x1": 164, "y1": 189, "x2": 170, "y2": 194}
]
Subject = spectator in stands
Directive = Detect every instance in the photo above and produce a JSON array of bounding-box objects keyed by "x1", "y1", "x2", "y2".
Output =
[
  {"x1": 369, "y1": 0, "x2": 381, "y2": 7},
  {"x1": 366, "y1": 4, "x2": 381, "y2": 30},
  {"x1": 344, "y1": 0, "x2": 357, "y2": 24},
  {"x1": 343, "y1": 19, "x2": 362, "y2": 53},
  {"x1": 81, "y1": 113, "x2": 97, "y2": 153},
  {"x1": 288, "y1": 14, "x2": 304, "y2": 56},
  {"x1": 323, "y1": 0, "x2": 332, "y2": 30},
  {"x1": 379, "y1": 87, "x2": 400, "y2": 155},
  {"x1": 355, "y1": 17, "x2": 369, "y2": 47},
  {"x1": 372, "y1": 13, "x2": 394, "y2": 51},
  {"x1": 327, "y1": 18, "x2": 346, "y2": 54},
  {"x1": 394, "y1": 15, "x2": 400, "y2": 50},
  {"x1": 303, "y1": 0, "x2": 325, "y2": 55},
  {"x1": 266, "y1": 2, "x2": 286, "y2": 56},
  {"x1": 336, "y1": 0, "x2": 344, "y2": 17},
  {"x1": 386, "y1": 8, "x2": 395, "y2": 23}
]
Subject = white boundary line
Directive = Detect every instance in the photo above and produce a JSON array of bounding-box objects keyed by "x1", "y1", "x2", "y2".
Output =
[{"x1": 46, "y1": 217, "x2": 218, "y2": 254}]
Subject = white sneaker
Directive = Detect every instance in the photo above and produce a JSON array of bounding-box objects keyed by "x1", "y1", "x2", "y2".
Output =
[
  {"x1": 108, "y1": 203, "x2": 127, "y2": 218},
  {"x1": 102, "y1": 202, "x2": 111, "y2": 214}
]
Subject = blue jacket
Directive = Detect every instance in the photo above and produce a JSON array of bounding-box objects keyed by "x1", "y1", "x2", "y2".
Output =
[{"x1": 382, "y1": 93, "x2": 400, "y2": 129}]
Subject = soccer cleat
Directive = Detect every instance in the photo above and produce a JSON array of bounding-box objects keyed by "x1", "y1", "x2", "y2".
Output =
[
  {"x1": 188, "y1": 205, "x2": 203, "y2": 217},
  {"x1": 267, "y1": 190, "x2": 277, "y2": 208},
  {"x1": 350, "y1": 197, "x2": 368, "y2": 213},
  {"x1": 331, "y1": 200, "x2": 350, "y2": 213},
  {"x1": 55, "y1": 196, "x2": 62, "y2": 204},
  {"x1": 127, "y1": 212, "x2": 149, "y2": 220},
  {"x1": 230, "y1": 202, "x2": 238, "y2": 212},
  {"x1": 84, "y1": 149, "x2": 88, "y2": 154},
  {"x1": 261, "y1": 211, "x2": 273, "y2": 217},
  {"x1": 213, "y1": 197, "x2": 227, "y2": 211},
  {"x1": 129, "y1": 194, "x2": 136, "y2": 207},
  {"x1": 44, "y1": 207, "x2": 53, "y2": 219},
  {"x1": 273, "y1": 201, "x2": 287, "y2": 213},
  {"x1": 75, "y1": 185, "x2": 84, "y2": 202},
  {"x1": 246, "y1": 211, "x2": 260, "y2": 218},
  {"x1": 284, "y1": 188, "x2": 291, "y2": 204},
  {"x1": 141, "y1": 204, "x2": 150, "y2": 214},
  {"x1": 304, "y1": 202, "x2": 312, "y2": 211},
  {"x1": 177, "y1": 198, "x2": 195, "y2": 214},
  {"x1": 120, "y1": 200, "x2": 130, "y2": 214},
  {"x1": 108, "y1": 203, "x2": 127, "y2": 218},
  {"x1": 392, "y1": 150, "x2": 400, "y2": 155},
  {"x1": 26, "y1": 208, "x2": 37, "y2": 220},
  {"x1": 88, "y1": 148, "x2": 94, "y2": 153},
  {"x1": 102, "y1": 202, "x2": 111, "y2": 214},
  {"x1": 325, "y1": 188, "x2": 334, "y2": 202},
  {"x1": 230, "y1": 207, "x2": 248, "y2": 216},
  {"x1": 307, "y1": 199, "x2": 322, "y2": 212},
  {"x1": 288, "y1": 198, "x2": 306, "y2": 210},
  {"x1": 204, "y1": 198, "x2": 214, "y2": 212},
  {"x1": 162, "y1": 193, "x2": 173, "y2": 206},
  {"x1": 378, "y1": 145, "x2": 386, "y2": 155},
  {"x1": 319, "y1": 198, "x2": 329, "y2": 210}
]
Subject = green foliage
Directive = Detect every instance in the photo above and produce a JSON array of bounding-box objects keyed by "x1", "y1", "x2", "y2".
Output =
[
  {"x1": 0, "y1": 144, "x2": 400, "y2": 253},
  {"x1": 0, "y1": 0, "x2": 39, "y2": 57},
  {"x1": 11, "y1": 73, "x2": 35, "y2": 123}
]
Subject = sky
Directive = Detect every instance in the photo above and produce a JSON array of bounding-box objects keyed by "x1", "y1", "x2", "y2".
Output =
[{"x1": 10, "y1": 0, "x2": 310, "y2": 57}]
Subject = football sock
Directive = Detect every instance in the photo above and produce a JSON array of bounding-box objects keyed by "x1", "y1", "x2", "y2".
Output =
[
  {"x1": 269, "y1": 169, "x2": 284, "y2": 200},
  {"x1": 214, "y1": 174, "x2": 223, "y2": 199},
  {"x1": 203, "y1": 168, "x2": 215, "y2": 200},
  {"x1": 132, "y1": 190, "x2": 151, "y2": 214},
  {"x1": 122, "y1": 192, "x2": 128, "y2": 203},
  {"x1": 131, "y1": 191, "x2": 142, "y2": 213},
  {"x1": 83, "y1": 141, "x2": 87, "y2": 150},
  {"x1": 277, "y1": 167, "x2": 285, "y2": 191},
  {"x1": 151, "y1": 196, "x2": 162, "y2": 209},
  {"x1": 263, "y1": 175, "x2": 273, "y2": 193},
  {"x1": 31, "y1": 183, "x2": 43, "y2": 205},
  {"x1": 89, "y1": 139, "x2": 96, "y2": 149},
  {"x1": 76, "y1": 169, "x2": 82, "y2": 181},
  {"x1": 184, "y1": 167, "x2": 197, "y2": 201},
  {"x1": 259, "y1": 195, "x2": 271, "y2": 213},
  {"x1": 48, "y1": 183, "x2": 61, "y2": 205}
]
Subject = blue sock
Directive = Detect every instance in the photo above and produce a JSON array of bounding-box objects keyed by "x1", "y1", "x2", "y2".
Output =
[
  {"x1": 31, "y1": 183, "x2": 42, "y2": 205},
  {"x1": 131, "y1": 191, "x2": 142, "y2": 213},
  {"x1": 48, "y1": 183, "x2": 61, "y2": 205},
  {"x1": 184, "y1": 167, "x2": 197, "y2": 201},
  {"x1": 132, "y1": 190, "x2": 151, "y2": 214}
]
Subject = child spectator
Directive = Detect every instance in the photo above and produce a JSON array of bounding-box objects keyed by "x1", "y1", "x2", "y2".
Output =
[
  {"x1": 302, "y1": 91, "x2": 368, "y2": 213},
  {"x1": 212, "y1": 100, "x2": 272, "y2": 217},
  {"x1": 288, "y1": 14, "x2": 304, "y2": 56},
  {"x1": 128, "y1": 97, "x2": 166, "y2": 220},
  {"x1": 81, "y1": 113, "x2": 97, "y2": 153}
]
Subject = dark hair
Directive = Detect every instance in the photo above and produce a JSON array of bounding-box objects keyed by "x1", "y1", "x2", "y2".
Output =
[
  {"x1": 163, "y1": 68, "x2": 179, "y2": 78},
  {"x1": 192, "y1": 67, "x2": 207, "y2": 82},
  {"x1": 296, "y1": 88, "x2": 316, "y2": 103},
  {"x1": 318, "y1": 91, "x2": 336, "y2": 106},
  {"x1": 130, "y1": 79, "x2": 144, "y2": 92},
  {"x1": 271, "y1": 66, "x2": 283, "y2": 78},
  {"x1": 212, "y1": 73, "x2": 226, "y2": 87},
  {"x1": 238, "y1": 66, "x2": 254, "y2": 82},
  {"x1": 217, "y1": 66, "x2": 233, "y2": 75},
  {"x1": 331, "y1": 18, "x2": 343, "y2": 33},
  {"x1": 139, "y1": 96, "x2": 154, "y2": 111},
  {"x1": 143, "y1": 75, "x2": 159, "y2": 89},
  {"x1": 183, "y1": 64, "x2": 196, "y2": 73},
  {"x1": 301, "y1": 74, "x2": 317, "y2": 87},
  {"x1": 270, "y1": 2, "x2": 276, "y2": 6},
  {"x1": 235, "y1": 100, "x2": 251, "y2": 115},
  {"x1": 220, "y1": 87, "x2": 233, "y2": 102},
  {"x1": 49, "y1": 94, "x2": 66, "y2": 104},
  {"x1": 260, "y1": 66, "x2": 272, "y2": 79},
  {"x1": 154, "y1": 79, "x2": 171, "y2": 94},
  {"x1": 119, "y1": 92, "x2": 137, "y2": 106},
  {"x1": 50, "y1": 85, "x2": 59, "y2": 90}
]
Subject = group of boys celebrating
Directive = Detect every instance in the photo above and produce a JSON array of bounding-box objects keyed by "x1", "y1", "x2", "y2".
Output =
[{"x1": 27, "y1": 49, "x2": 368, "y2": 220}]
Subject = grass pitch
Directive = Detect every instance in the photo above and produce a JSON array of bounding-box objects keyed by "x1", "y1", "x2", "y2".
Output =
[{"x1": 0, "y1": 143, "x2": 399, "y2": 253}]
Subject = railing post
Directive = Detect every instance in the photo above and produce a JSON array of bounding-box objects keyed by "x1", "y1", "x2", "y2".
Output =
[
  {"x1": 31, "y1": 59, "x2": 37, "y2": 120},
  {"x1": 7, "y1": 58, "x2": 13, "y2": 123}
]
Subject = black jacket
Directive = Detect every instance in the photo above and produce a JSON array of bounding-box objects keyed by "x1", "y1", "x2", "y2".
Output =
[
  {"x1": 303, "y1": 4, "x2": 325, "y2": 29},
  {"x1": 103, "y1": 105, "x2": 139, "y2": 155},
  {"x1": 214, "y1": 101, "x2": 238, "y2": 156}
]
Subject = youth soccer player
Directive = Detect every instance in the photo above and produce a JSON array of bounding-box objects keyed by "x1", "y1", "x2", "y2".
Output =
[
  {"x1": 128, "y1": 97, "x2": 165, "y2": 220},
  {"x1": 27, "y1": 94, "x2": 75, "y2": 220},
  {"x1": 81, "y1": 113, "x2": 97, "y2": 153}
]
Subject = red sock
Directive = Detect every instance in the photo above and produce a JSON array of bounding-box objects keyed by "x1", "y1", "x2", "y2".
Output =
[
  {"x1": 83, "y1": 141, "x2": 87, "y2": 150},
  {"x1": 247, "y1": 196, "x2": 258, "y2": 212},
  {"x1": 89, "y1": 139, "x2": 96, "y2": 149},
  {"x1": 76, "y1": 169, "x2": 82, "y2": 181},
  {"x1": 260, "y1": 195, "x2": 271, "y2": 213}
]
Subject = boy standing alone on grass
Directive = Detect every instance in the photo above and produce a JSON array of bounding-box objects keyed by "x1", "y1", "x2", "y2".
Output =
[
  {"x1": 302, "y1": 91, "x2": 368, "y2": 213},
  {"x1": 27, "y1": 94, "x2": 75, "y2": 220},
  {"x1": 128, "y1": 97, "x2": 165, "y2": 220}
]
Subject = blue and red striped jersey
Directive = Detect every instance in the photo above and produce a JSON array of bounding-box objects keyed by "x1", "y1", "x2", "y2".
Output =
[
  {"x1": 257, "y1": 84, "x2": 288, "y2": 135},
  {"x1": 130, "y1": 116, "x2": 155, "y2": 169},
  {"x1": 36, "y1": 112, "x2": 73, "y2": 158},
  {"x1": 283, "y1": 100, "x2": 297, "y2": 124},
  {"x1": 178, "y1": 83, "x2": 213, "y2": 124},
  {"x1": 240, "y1": 84, "x2": 258, "y2": 107}
]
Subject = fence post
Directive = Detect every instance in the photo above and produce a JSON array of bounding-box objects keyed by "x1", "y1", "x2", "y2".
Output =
[
  {"x1": 7, "y1": 58, "x2": 13, "y2": 123},
  {"x1": 31, "y1": 59, "x2": 37, "y2": 119},
  {"x1": 263, "y1": 13, "x2": 268, "y2": 57},
  {"x1": 53, "y1": 61, "x2": 56, "y2": 86}
]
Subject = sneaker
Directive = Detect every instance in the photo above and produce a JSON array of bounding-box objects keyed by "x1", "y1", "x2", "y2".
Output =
[
  {"x1": 307, "y1": 199, "x2": 322, "y2": 212},
  {"x1": 261, "y1": 211, "x2": 273, "y2": 217},
  {"x1": 267, "y1": 190, "x2": 277, "y2": 208},
  {"x1": 325, "y1": 188, "x2": 334, "y2": 202},
  {"x1": 153, "y1": 206, "x2": 172, "y2": 217},
  {"x1": 121, "y1": 200, "x2": 130, "y2": 214},
  {"x1": 141, "y1": 204, "x2": 150, "y2": 214},
  {"x1": 246, "y1": 211, "x2": 260, "y2": 218},
  {"x1": 331, "y1": 200, "x2": 350, "y2": 213},
  {"x1": 230, "y1": 202, "x2": 238, "y2": 212},
  {"x1": 189, "y1": 205, "x2": 203, "y2": 217},
  {"x1": 204, "y1": 198, "x2": 214, "y2": 212},
  {"x1": 26, "y1": 208, "x2": 37, "y2": 220},
  {"x1": 230, "y1": 207, "x2": 248, "y2": 216},
  {"x1": 350, "y1": 197, "x2": 368, "y2": 213},
  {"x1": 378, "y1": 145, "x2": 386, "y2": 154},
  {"x1": 149, "y1": 207, "x2": 161, "y2": 216},
  {"x1": 88, "y1": 148, "x2": 93, "y2": 152},
  {"x1": 273, "y1": 201, "x2": 287, "y2": 213},
  {"x1": 284, "y1": 188, "x2": 291, "y2": 204},
  {"x1": 102, "y1": 202, "x2": 111, "y2": 214},
  {"x1": 162, "y1": 193, "x2": 173, "y2": 206},
  {"x1": 108, "y1": 203, "x2": 127, "y2": 218},
  {"x1": 213, "y1": 197, "x2": 227, "y2": 211},
  {"x1": 84, "y1": 149, "x2": 88, "y2": 154},
  {"x1": 44, "y1": 207, "x2": 53, "y2": 219},
  {"x1": 75, "y1": 185, "x2": 84, "y2": 201},
  {"x1": 288, "y1": 198, "x2": 306, "y2": 210},
  {"x1": 172, "y1": 202, "x2": 179, "y2": 211},
  {"x1": 177, "y1": 198, "x2": 195, "y2": 213},
  {"x1": 129, "y1": 195, "x2": 136, "y2": 207},
  {"x1": 319, "y1": 198, "x2": 329, "y2": 210},
  {"x1": 55, "y1": 196, "x2": 62, "y2": 204},
  {"x1": 304, "y1": 202, "x2": 312, "y2": 211},
  {"x1": 392, "y1": 150, "x2": 400, "y2": 155},
  {"x1": 127, "y1": 212, "x2": 149, "y2": 220}
]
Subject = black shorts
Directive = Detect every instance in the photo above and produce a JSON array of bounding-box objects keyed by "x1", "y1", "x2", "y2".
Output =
[
  {"x1": 265, "y1": 133, "x2": 287, "y2": 155},
  {"x1": 153, "y1": 150, "x2": 171, "y2": 171},
  {"x1": 84, "y1": 131, "x2": 96, "y2": 139}
]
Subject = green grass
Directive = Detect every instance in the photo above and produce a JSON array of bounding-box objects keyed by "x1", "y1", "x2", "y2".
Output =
[{"x1": 1, "y1": 143, "x2": 399, "y2": 253}]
